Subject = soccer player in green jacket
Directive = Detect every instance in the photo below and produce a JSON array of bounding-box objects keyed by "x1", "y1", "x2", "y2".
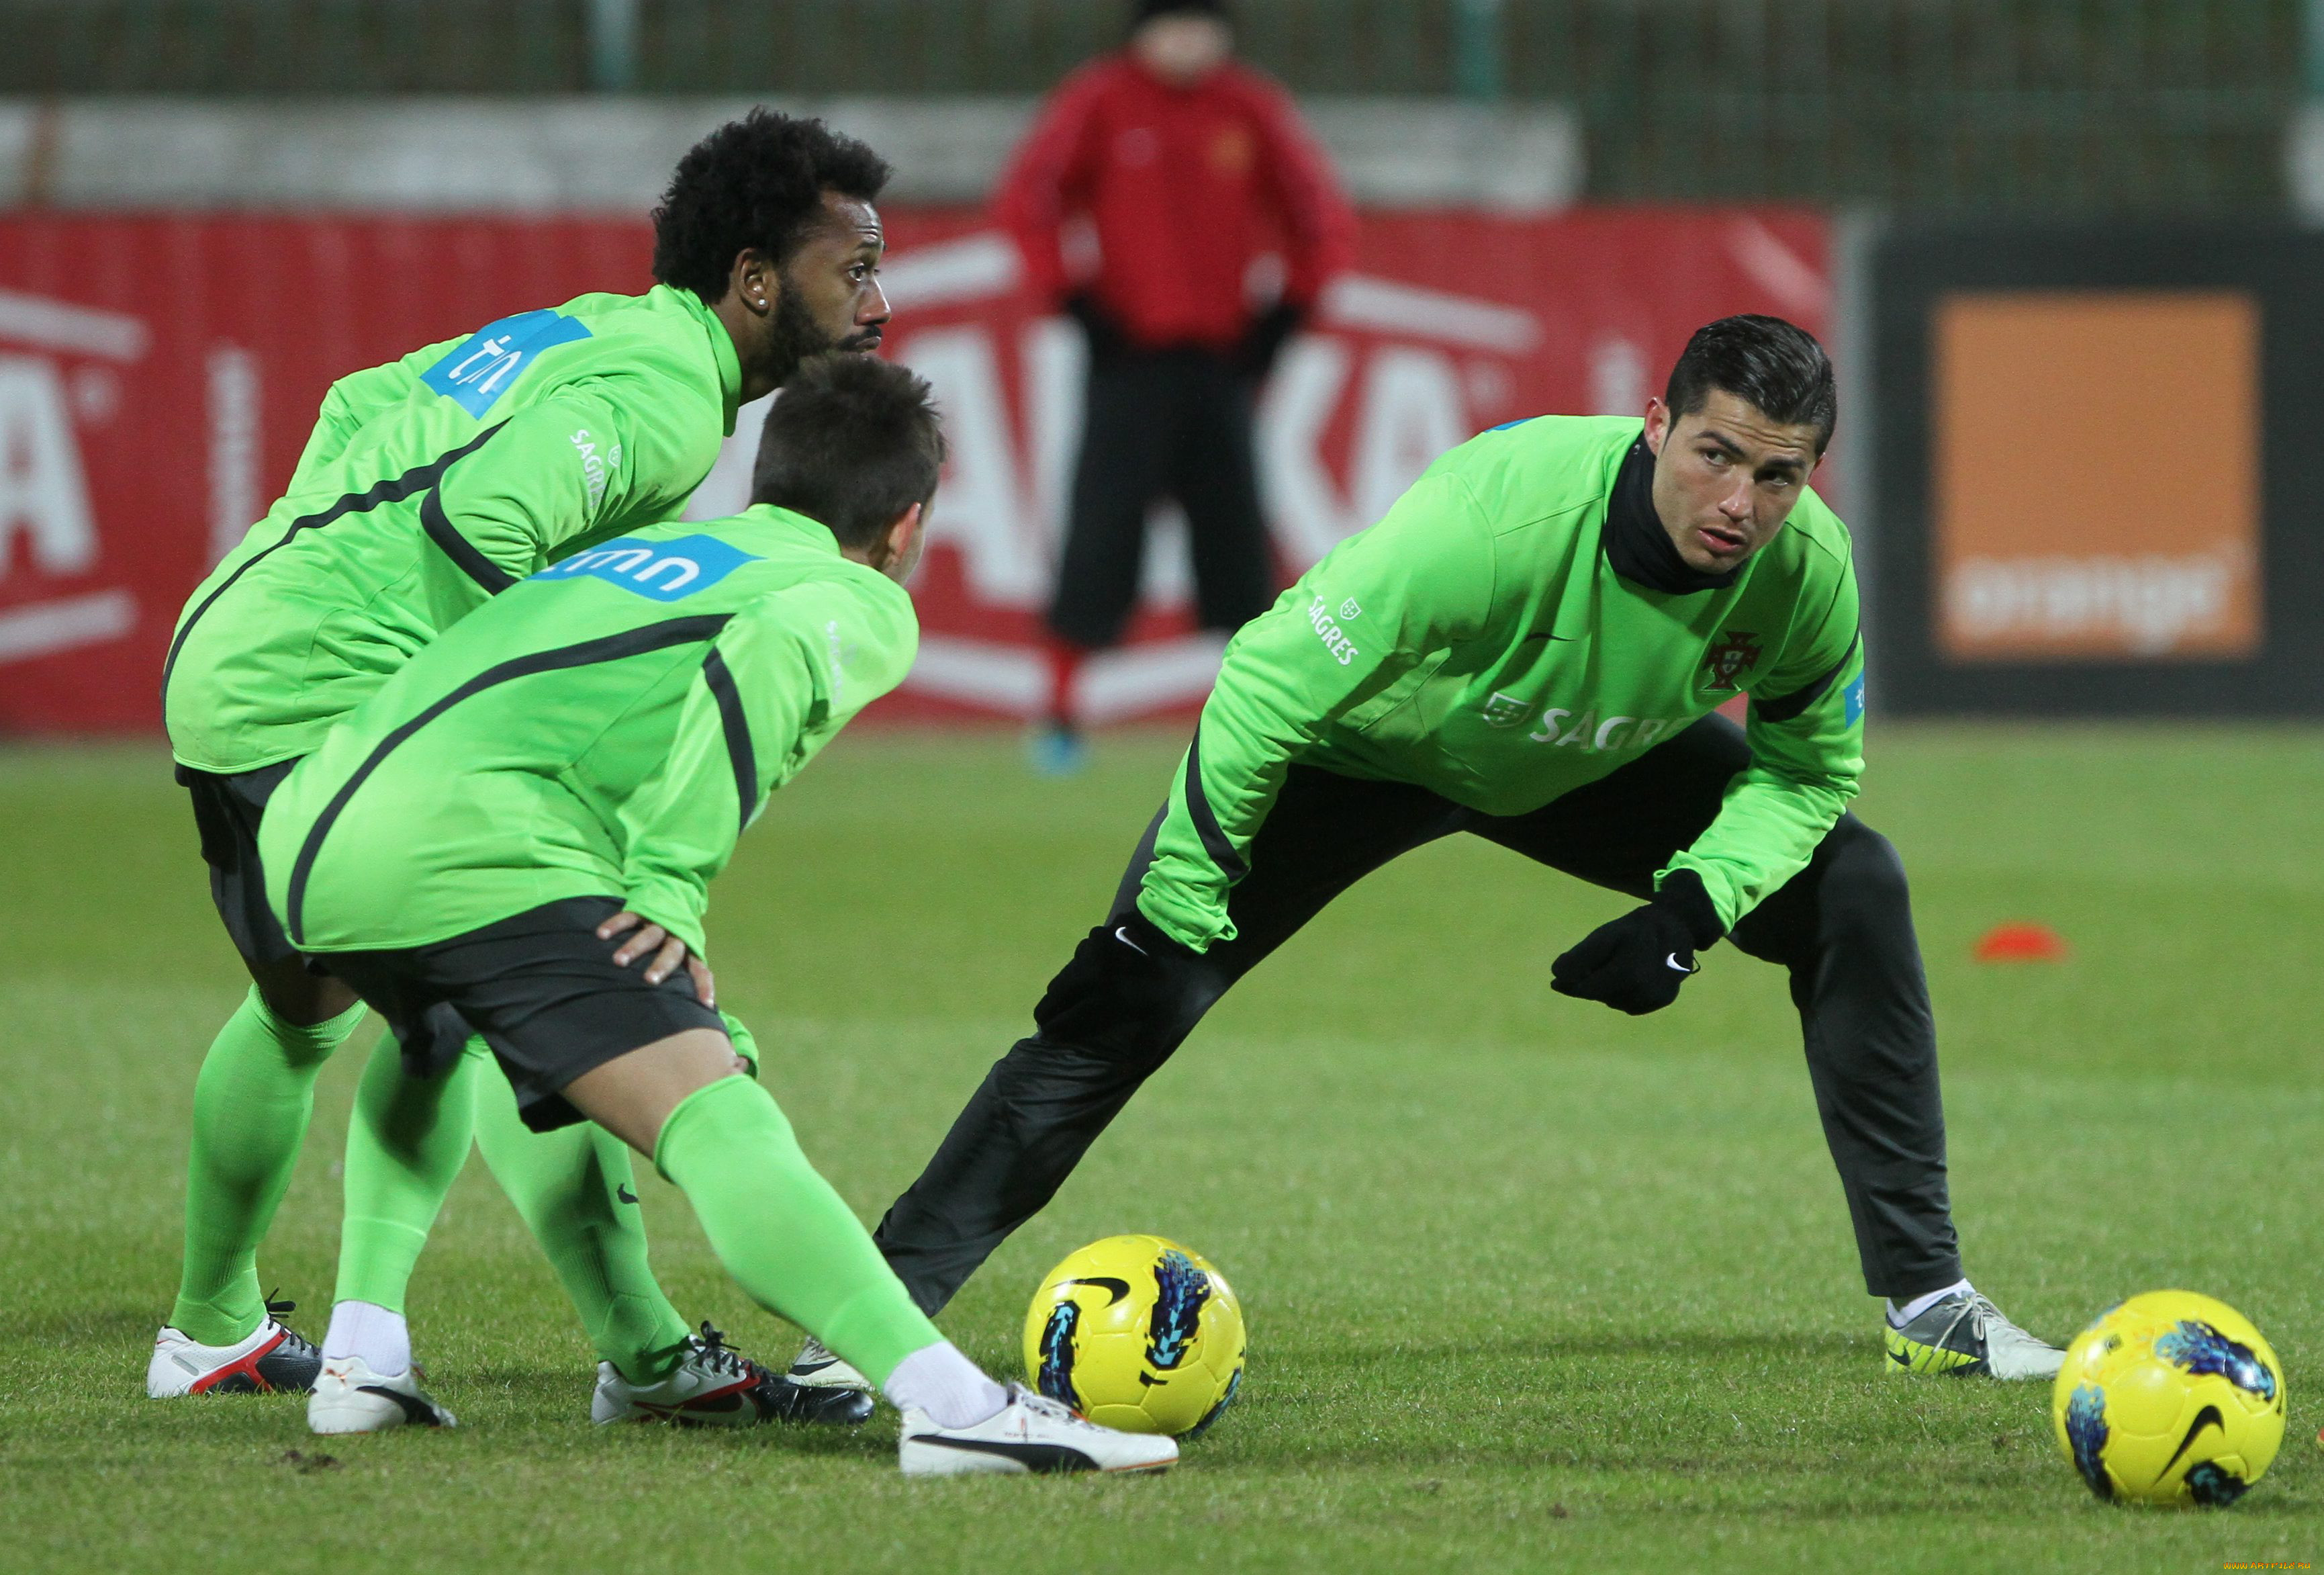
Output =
[
  {"x1": 794, "y1": 316, "x2": 2063, "y2": 1392},
  {"x1": 150, "y1": 110, "x2": 890, "y2": 1425},
  {"x1": 254, "y1": 355, "x2": 1176, "y2": 1474}
]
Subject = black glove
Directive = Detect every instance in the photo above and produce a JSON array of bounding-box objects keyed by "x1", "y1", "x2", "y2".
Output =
[
  {"x1": 1234, "y1": 300, "x2": 1304, "y2": 381},
  {"x1": 1549, "y1": 868, "x2": 1724, "y2": 1016},
  {"x1": 1062, "y1": 292, "x2": 1126, "y2": 365}
]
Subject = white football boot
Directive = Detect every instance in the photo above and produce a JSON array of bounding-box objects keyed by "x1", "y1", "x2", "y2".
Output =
[
  {"x1": 898, "y1": 1384, "x2": 1178, "y2": 1477},
  {"x1": 594, "y1": 1323, "x2": 873, "y2": 1427},
  {"x1": 147, "y1": 1299, "x2": 322, "y2": 1396},
  {"x1": 787, "y1": 1334, "x2": 874, "y2": 1396},
  {"x1": 307, "y1": 1355, "x2": 457, "y2": 1433},
  {"x1": 1886, "y1": 1287, "x2": 2064, "y2": 1380}
]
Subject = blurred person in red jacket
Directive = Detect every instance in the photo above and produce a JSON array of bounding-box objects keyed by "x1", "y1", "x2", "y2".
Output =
[{"x1": 996, "y1": 0, "x2": 1357, "y2": 772}]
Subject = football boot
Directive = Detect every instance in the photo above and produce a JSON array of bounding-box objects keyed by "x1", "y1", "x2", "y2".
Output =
[
  {"x1": 147, "y1": 1296, "x2": 322, "y2": 1396},
  {"x1": 307, "y1": 1354, "x2": 456, "y2": 1433},
  {"x1": 594, "y1": 1322, "x2": 873, "y2": 1427},
  {"x1": 1886, "y1": 1287, "x2": 2063, "y2": 1380},
  {"x1": 898, "y1": 1384, "x2": 1177, "y2": 1477},
  {"x1": 787, "y1": 1334, "x2": 875, "y2": 1397}
]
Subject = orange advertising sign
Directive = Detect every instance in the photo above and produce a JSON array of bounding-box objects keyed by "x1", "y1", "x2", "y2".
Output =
[{"x1": 1934, "y1": 291, "x2": 2260, "y2": 662}]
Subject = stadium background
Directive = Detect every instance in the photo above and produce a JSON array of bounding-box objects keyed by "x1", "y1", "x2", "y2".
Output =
[
  {"x1": 3, "y1": 0, "x2": 2319, "y2": 728},
  {"x1": 4, "y1": 6, "x2": 2321, "y2": 1572}
]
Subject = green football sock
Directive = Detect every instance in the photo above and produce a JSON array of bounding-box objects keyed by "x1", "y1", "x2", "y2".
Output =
[
  {"x1": 653, "y1": 1075, "x2": 942, "y2": 1388},
  {"x1": 469, "y1": 1052, "x2": 692, "y2": 1384},
  {"x1": 332, "y1": 1029, "x2": 481, "y2": 1312},
  {"x1": 171, "y1": 986, "x2": 367, "y2": 1347}
]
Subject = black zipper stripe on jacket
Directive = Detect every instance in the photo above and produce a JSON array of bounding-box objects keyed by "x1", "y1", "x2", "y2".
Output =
[
  {"x1": 1181, "y1": 723, "x2": 1250, "y2": 883},
  {"x1": 161, "y1": 425, "x2": 505, "y2": 704},
  {"x1": 698, "y1": 648, "x2": 757, "y2": 836},
  {"x1": 1752, "y1": 631, "x2": 1862, "y2": 725},
  {"x1": 421, "y1": 484, "x2": 517, "y2": 594},
  {"x1": 284, "y1": 614, "x2": 733, "y2": 946}
]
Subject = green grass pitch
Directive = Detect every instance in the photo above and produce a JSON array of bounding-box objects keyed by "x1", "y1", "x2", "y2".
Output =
[{"x1": 2, "y1": 725, "x2": 2318, "y2": 1573}]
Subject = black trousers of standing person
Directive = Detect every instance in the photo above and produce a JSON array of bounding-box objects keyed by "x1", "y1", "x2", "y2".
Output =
[
  {"x1": 1047, "y1": 347, "x2": 1276, "y2": 651},
  {"x1": 872, "y1": 713, "x2": 1964, "y2": 1312}
]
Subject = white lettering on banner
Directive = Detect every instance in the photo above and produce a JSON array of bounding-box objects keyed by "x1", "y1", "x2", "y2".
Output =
[
  {"x1": 206, "y1": 345, "x2": 261, "y2": 566},
  {"x1": 1305, "y1": 592, "x2": 1359, "y2": 665},
  {"x1": 1590, "y1": 336, "x2": 1647, "y2": 417},
  {"x1": 1946, "y1": 549, "x2": 2249, "y2": 656},
  {"x1": 1259, "y1": 336, "x2": 1355, "y2": 565},
  {"x1": 0, "y1": 355, "x2": 97, "y2": 582},
  {"x1": 1350, "y1": 347, "x2": 1467, "y2": 527},
  {"x1": 894, "y1": 325, "x2": 1049, "y2": 602}
]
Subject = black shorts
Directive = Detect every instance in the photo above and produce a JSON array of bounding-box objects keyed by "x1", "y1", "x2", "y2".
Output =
[
  {"x1": 178, "y1": 758, "x2": 301, "y2": 966},
  {"x1": 320, "y1": 895, "x2": 725, "y2": 1133}
]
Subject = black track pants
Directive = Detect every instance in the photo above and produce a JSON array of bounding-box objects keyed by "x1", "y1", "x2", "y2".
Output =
[
  {"x1": 1045, "y1": 348, "x2": 1275, "y2": 651},
  {"x1": 873, "y1": 715, "x2": 1962, "y2": 1310}
]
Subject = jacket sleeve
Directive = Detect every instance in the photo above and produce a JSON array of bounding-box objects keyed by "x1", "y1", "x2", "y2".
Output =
[
  {"x1": 991, "y1": 71, "x2": 1105, "y2": 306},
  {"x1": 1248, "y1": 81, "x2": 1358, "y2": 311},
  {"x1": 1659, "y1": 551, "x2": 1865, "y2": 931},
  {"x1": 1138, "y1": 471, "x2": 1495, "y2": 950},
  {"x1": 428, "y1": 376, "x2": 717, "y2": 590},
  {"x1": 613, "y1": 582, "x2": 917, "y2": 954}
]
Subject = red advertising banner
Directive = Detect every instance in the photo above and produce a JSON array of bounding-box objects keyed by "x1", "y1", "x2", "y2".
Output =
[{"x1": 0, "y1": 207, "x2": 1828, "y2": 733}]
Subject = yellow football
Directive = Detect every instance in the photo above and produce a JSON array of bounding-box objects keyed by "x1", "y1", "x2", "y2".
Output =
[
  {"x1": 1023, "y1": 1234, "x2": 1246, "y2": 1437},
  {"x1": 2051, "y1": 1291, "x2": 2286, "y2": 1506}
]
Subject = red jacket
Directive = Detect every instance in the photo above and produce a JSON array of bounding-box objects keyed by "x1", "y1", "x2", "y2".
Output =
[{"x1": 993, "y1": 54, "x2": 1357, "y2": 354}]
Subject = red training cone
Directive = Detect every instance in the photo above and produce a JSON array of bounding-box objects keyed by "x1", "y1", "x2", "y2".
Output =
[{"x1": 1973, "y1": 923, "x2": 2068, "y2": 963}]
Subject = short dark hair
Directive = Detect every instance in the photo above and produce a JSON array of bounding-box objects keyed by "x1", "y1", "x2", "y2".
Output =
[
  {"x1": 1132, "y1": 0, "x2": 1231, "y2": 29},
  {"x1": 751, "y1": 354, "x2": 946, "y2": 549},
  {"x1": 1664, "y1": 314, "x2": 1837, "y2": 453},
  {"x1": 651, "y1": 110, "x2": 892, "y2": 302}
]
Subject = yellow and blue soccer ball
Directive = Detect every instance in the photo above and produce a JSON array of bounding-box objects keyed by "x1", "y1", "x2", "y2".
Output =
[
  {"x1": 2051, "y1": 1291, "x2": 2286, "y2": 1506},
  {"x1": 1023, "y1": 1234, "x2": 1246, "y2": 1437}
]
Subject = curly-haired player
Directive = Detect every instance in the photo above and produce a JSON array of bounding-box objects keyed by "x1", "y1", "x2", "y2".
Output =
[{"x1": 150, "y1": 109, "x2": 894, "y2": 1431}]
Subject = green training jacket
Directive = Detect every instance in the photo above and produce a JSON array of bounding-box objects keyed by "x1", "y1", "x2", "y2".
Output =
[
  {"x1": 1141, "y1": 415, "x2": 1865, "y2": 950},
  {"x1": 257, "y1": 506, "x2": 915, "y2": 960},
  {"x1": 165, "y1": 283, "x2": 744, "y2": 775}
]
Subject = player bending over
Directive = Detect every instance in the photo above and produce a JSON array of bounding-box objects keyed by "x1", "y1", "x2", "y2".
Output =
[
  {"x1": 150, "y1": 109, "x2": 886, "y2": 1427},
  {"x1": 254, "y1": 355, "x2": 1173, "y2": 1474},
  {"x1": 795, "y1": 315, "x2": 2064, "y2": 1394}
]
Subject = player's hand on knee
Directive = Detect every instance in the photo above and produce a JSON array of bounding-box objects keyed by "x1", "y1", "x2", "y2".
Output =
[
  {"x1": 597, "y1": 909, "x2": 692, "y2": 986},
  {"x1": 1549, "y1": 870, "x2": 1724, "y2": 1016}
]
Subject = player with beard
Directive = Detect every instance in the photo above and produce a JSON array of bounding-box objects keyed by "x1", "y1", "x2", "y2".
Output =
[{"x1": 150, "y1": 109, "x2": 892, "y2": 1429}]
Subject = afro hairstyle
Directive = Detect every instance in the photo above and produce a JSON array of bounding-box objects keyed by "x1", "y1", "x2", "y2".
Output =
[{"x1": 651, "y1": 109, "x2": 892, "y2": 302}]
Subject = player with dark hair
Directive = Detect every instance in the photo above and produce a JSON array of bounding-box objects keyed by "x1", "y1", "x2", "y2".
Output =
[
  {"x1": 252, "y1": 355, "x2": 1173, "y2": 1475},
  {"x1": 789, "y1": 314, "x2": 2065, "y2": 1395},
  {"x1": 150, "y1": 109, "x2": 891, "y2": 1428}
]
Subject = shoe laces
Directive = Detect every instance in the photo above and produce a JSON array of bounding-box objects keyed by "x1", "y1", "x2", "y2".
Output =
[
  {"x1": 690, "y1": 1322, "x2": 770, "y2": 1384},
  {"x1": 1927, "y1": 1289, "x2": 2008, "y2": 1349},
  {"x1": 1008, "y1": 1383, "x2": 1101, "y2": 1431},
  {"x1": 262, "y1": 1289, "x2": 318, "y2": 1350}
]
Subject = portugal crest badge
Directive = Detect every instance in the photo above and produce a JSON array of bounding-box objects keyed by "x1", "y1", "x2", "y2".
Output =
[{"x1": 1702, "y1": 631, "x2": 1762, "y2": 691}]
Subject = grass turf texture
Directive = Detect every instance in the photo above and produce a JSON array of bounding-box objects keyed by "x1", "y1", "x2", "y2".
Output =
[{"x1": 3, "y1": 725, "x2": 2319, "y2": 1574}]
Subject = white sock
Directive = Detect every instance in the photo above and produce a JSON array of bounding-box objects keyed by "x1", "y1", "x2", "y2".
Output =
[
  {"x1": 1887, "y1": 1278, "x2": 1973, "y2": 1329},
  {"x1": 322, "y1": 1300, "x2": 412, "y2": 1376},
  {"x1": 882, "y1": 1340, "x2": 1008, "y2": 1429}
]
